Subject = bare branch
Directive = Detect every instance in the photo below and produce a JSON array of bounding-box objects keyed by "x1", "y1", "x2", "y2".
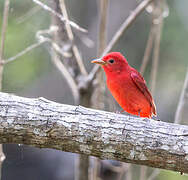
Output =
[
  {"x1": 175, "y1": 69, "x2": 188, "y2": 124},
  {"x1": 140, "y1": 26, "x2": 155, "y2": 75},
  {"x1": 91, "y1": 1, "x2": 109, "y2": 179},
  {"x1": 32, "y1": 0, "x2": 87, "y2": 33},
  {"x1": 3, "y1": 26, "x2": 72, "y2": 65},
  {"x1": 50, "y1": 48, "x2": 80, "y2": 105},
  {"x1": 89, "y1": 0, "x2": 156, "y2": 82},
  {"x1": 125, "y1": 164, "x2": 132, "y2": 180},
  {"x1": 150, "y1": 1, "x2": 164, "y2": 94},
  {"x1": 116, "y1": 163, "x2": 130, "y2": 180},
  {"x1": 77, "y1": 34, "x2": 94, "y2": 48},
  {"x1": 139, "y1": 166, "x2": 147, "y2": 180},
  {"x1": 147, "y1": 169, "x2": 160, "y2": 180},
  {"x1": 102, "y1": 0, "x2": 155, "y2": 57},
  {"x1": 0, "y1": 0, "x2": 10, "y2": 88},
  {"x1": 0, "y1": 0, "x2": 9, "y2": 177},
  {"x1": 16, "y1": 6, "x2": 41, "y2": 24},
  {"x1": 3, "y1": 40, "x2": 48, "y2": 64},
  {"x1": 0, "y1": 0, "x2": 9, "y2": 62},
  {"x1": 92, "y1": 0, "x2": 109, "y2": 109},
  {"x1": 75, "y1": 155, "x2": 89, "y2": 180},
  {"x1": 141, "y1": 1, "x2": 164, "y2": 178},
  {"x1": 0, "y1": 92, "x2": 188, "y2": 173},
  {"x1": 59, "y1": 0, "x2": 88, "y2": 76},
  {"x1": 97, "y1": 0, "x2": 108, "y2": 56},
  {"x1": 150, "y1": 21, "x2": 163, "y2": 94}
]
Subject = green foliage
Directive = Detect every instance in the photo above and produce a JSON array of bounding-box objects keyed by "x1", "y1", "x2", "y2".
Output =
[
  {"x1": 0, "y1": 0, "x2": 51, "y2": 92},
  {"x1": 159, "y1": 170, "x2": 188, "y2": 180}
]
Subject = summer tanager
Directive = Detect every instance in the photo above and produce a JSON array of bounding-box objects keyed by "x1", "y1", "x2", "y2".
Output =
[{"x1": 91, "y1": 52, "x2": 156, "y2": 118}]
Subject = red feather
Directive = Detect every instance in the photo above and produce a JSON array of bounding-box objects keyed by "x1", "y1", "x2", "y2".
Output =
[
  {"x1": 91, "y1": 52, "x2": 157, "y2": 118},
  {"x1": 130, "y1": 69, "x2": 156, "y2": 116}
]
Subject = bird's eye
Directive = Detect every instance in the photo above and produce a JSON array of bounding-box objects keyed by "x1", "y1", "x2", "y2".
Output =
[{"x1": 108, "y1": 59, "x2": 114, "y2": 64}]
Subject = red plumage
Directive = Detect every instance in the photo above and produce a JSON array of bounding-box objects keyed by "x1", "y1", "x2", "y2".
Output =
[{"x1": 92, "y1": 52, "x2": 156, "y2": 118}]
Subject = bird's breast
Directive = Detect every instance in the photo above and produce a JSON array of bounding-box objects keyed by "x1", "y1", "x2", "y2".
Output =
[
  {"x1": 107, "y1": 75, "x2": 132, "y2": 104},
  {"x1": 106, "y1": 75, "x2": 150, "y2": 112}
]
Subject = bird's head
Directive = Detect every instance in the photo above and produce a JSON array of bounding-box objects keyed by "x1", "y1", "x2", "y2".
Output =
[{"x1": 91, "y1": 52, "x2": 128, "y2": 75}]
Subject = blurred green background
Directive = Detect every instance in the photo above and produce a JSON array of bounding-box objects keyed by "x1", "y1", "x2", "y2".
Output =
[{"x1": 0, "y1": 0, "x2": 188, "y2": 179}]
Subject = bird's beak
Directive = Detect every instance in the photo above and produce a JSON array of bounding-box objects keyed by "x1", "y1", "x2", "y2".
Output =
[{"x1": 91, "y1": 59, "x2": 107, "y2": 65}]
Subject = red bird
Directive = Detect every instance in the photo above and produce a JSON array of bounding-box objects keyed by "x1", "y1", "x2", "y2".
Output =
[{"x1": 91, "y1": 52, "x2": 156, "y2": 118}]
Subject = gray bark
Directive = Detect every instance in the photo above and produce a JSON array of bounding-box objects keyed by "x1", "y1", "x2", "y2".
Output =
[{"x1": 0, "y1": 92, "x2": 188, "y2": 173}]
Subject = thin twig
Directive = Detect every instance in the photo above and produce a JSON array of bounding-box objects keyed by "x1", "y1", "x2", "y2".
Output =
[
  {"x1": 147, "y1": 169, "x2": 160, "y2": 180},
  {"x1": 140, "y1": 166, "x2": 147, "y2": 180},
  {"x1": 92, "y1": 0, "x2": 108, "y2": 109},
  {"x1": 125, "y1": 164, "x2": 132, "y2": 180},
  {"x1": 102, "y1": 0, "x2": 155, "y2": 57},
  {"x1": 76, "y1": 33, "x2": 94, "y2": 48},
  {"x1": 37, "y1": 26, "x2": 72, "y2": 58},
  {"x1": 51, "y1": 41, "x2": 72, "y2": 58},
  {"x1": 3, "y1": 40, "x2": 48, "y2": 64},
  {"x1": 0, "y1": 0, "x2": 9, "y2": 178},
  {"x1": 150, "y1": 11, "x2": 163, "y2": 94},
  {"x1": 0, "y1": 0, "x2": 9, "y2": 62},
  {"x1": 16, "y1": 6, "x2": 41, "y2": 24},
  {"x1": 59, "y1": 0, "x2": 88, "y2": 75},
  {"x1": 50, "y1": 48, "x2": 80, "y2": 105},
  {"x1": 75, "y1": 154, "x2": 89, "y2": 180},
  {"x1": 175, "y1": 69, "x2": 188, "y2": 124},
  {"x1": 2, "y1": 27, "x2": 70, "y2": 65},
  {"x1": 140, "y1": 25, "x2": 155, "y2": 75},
  {"x1": 89, "y1": 0, "x2": 156, "y2": 82},
  {"x1": 97, "y1": 0, "x2": 108, "y2": 56},
  {"x1": 101, "y1": 161, "x2": 128, "y2": 174},
  {"x1": 0, "y1": 0, "x2": 10, "y2": 88},
  {"x1": 116, "y1": 163, "x2": 130, "y2": 180},
  {"x1": 32, "y1": 0, "x2": 87, "y2": 33},
  {"x1": 90, "y1": 157, "x2": 101, "y2": 180}
]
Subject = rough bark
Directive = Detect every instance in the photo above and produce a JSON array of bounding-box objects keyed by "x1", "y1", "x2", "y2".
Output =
[{"x1": 0, "y1": 92, "x2": 188, "y2": 173}]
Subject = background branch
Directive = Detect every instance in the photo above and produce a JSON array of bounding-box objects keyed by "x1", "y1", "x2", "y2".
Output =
[
  {"x1": 50, "y1": 1, "x2": 93, "y2": 179},
  {"x1": 140, "y1": 25, "x2": 155, "y2": 75},
  {"x1": 91, "y1": 0, "x2": 109, "y2": 179},
  {"x1": 59, "y1": 0, "x2": 88, "y2": 76},
  {"x1": 175, "y1": 69, "x2": 188, "y2": 124},
  {"x1": 140, "y1": 1, "x2": 164, "y2": 178},
  {"x1": 0, "y1": 0, "x2": 9, "y2": 88},
  {"x1": 3, "y1": 40, "x2": 48, "y2": 64},
  {"x1": 147, "y1": 169, "x2": 160, "y2": 180},
  {"x1": 0, "y1": 0, "x2": 9, "y2": 178},
  {"x1": 150, "y1": 10, "x2": 163, "y2": 94},
  {"x1": 89, "y1": 0, "x2": 156, "y2": 82},
  {"x1": 32, "y1": 0, "x2": 87, "y2": 33},
  {"x1": 50, "y1": 49, "x2": 80, "y2": 105}
]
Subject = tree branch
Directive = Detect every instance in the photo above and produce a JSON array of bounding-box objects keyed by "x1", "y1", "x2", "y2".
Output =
[
  {"x1": 0, "y1": 92, "x2": 188, "y2": 173},
  {"x1": 59, "y1": 0, "x2": 88, "y2": 76},
  {"x1": 32, "y1": 0, "x2": 87, "y2": 33},
  {"x1": 175, "y1": 69, "x2": 188, "y2": 124},
  {"x1": 140, "y1": 25, "x2": 155, "y2": 75},
  {"x1": 0, "y1": 0, "x2": 9, "y2": 177},
  {"x1": 89, "y1": 0, "x2": 156, "y2": 82}
]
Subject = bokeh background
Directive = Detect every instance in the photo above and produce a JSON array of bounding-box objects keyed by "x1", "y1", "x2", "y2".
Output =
[{"x1": 0, "y1": 0, "x2": 188, "y2": 179}]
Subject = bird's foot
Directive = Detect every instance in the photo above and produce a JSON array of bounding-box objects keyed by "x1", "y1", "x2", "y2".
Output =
[{"x1": 152, "y1": 116, "x2": 160, "y2": 121}]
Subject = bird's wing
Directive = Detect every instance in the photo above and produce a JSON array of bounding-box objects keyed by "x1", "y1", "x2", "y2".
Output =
[{"x1": 130, "y1": 69, "x2": 157, "y2": 116}]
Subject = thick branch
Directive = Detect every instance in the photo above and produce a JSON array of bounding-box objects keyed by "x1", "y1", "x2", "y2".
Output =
[{"x1": 0, "y1": 92, "x2": 188, "y2": 173}]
